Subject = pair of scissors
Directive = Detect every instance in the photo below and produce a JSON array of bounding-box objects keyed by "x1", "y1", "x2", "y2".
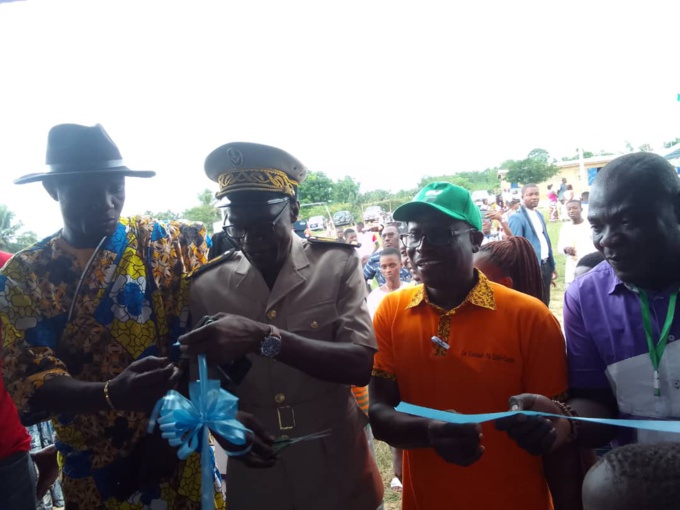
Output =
[{"x1": 272, "y1": 429, "x2": 332, "y2": 453}]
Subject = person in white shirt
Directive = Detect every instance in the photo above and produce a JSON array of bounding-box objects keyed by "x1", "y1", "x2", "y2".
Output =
[
  {"x1": 557, "y1": 199, "x2": 597, "y2": 285},
  {"x1": 356, "y1": 221, "x2": 379, "y2": 263},
  {"x1": 366, "y1": 248, "x2": 409, "y2": 318}
]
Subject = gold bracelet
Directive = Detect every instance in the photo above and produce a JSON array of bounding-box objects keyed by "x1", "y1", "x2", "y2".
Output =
[{"x1": 104, "y1": 380, "x2": 117, "y2": 411}]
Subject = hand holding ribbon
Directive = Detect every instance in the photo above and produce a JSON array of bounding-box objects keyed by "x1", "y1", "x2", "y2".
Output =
[
  {"x1": 397, "y1": 401, "x2": 680, "y2": 435},
  {"x1": 148, "y1": 353, "x2": 251, "y2": 510}
]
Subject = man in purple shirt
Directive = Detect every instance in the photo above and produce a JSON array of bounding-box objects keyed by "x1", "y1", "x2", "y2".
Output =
[{"x1": 497, "y1": 152, "x2": 680, "y2": 457}]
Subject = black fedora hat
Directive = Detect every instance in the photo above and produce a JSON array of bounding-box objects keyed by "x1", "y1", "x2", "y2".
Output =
[{"x1": 14, "y1": 123, "x2": 156, "y2": 185}]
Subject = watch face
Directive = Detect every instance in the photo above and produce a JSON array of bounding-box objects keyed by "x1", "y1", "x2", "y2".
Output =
[{"x1": 261, "y1": 335, "x2": 282, "y2": 358}]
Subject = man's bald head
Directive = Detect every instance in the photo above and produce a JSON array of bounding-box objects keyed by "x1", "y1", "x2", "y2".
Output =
[
  {"x1": 588, "y1": 152, "x2": 680, "y2": 288},
  {"x1": 592, "y1": 152, "x2": 680, "y2": 203}
]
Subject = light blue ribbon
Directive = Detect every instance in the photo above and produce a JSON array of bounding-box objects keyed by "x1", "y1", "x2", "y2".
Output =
[
  {"x1": 148, "y1": 354, "x2": 251, "y2": 510},
  {"x1": 396, "y1": 402, "x2": 680, "y2": 433}
]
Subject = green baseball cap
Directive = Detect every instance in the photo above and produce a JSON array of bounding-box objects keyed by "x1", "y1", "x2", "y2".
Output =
[{"x1": 393, "y1": 182, "x2": 482, "y2": 230}]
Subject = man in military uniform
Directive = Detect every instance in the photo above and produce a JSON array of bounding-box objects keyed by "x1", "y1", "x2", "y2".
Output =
[{"x1": 180, "y1": 142, "x2": 383, "y2": 510}]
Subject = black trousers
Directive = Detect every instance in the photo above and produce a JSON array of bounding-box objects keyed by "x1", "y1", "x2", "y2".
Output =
[{"x1": 540, "y1": 261, "x2": 552, "y2": 306}]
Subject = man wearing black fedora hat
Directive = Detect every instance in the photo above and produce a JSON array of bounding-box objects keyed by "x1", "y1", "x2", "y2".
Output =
[
  {"x1": 1, "y1": 124, "x2": 226, "y2": 509},
  {"x1": 181, "y1": 142, "x2": 383, "y2": 510}
]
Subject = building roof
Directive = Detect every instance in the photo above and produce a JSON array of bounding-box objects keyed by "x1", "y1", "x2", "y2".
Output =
[
  {"x1": 663, "y1": 143, "x2": 680, "y2": 161},
  {"x1": 555, "y1": 153, "x2": 621, "y2": 169}
]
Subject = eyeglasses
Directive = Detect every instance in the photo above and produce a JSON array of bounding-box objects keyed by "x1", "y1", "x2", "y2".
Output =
[
  {"x1": 399, "y1": 228, "x2": 475, "y2": 249},
  {"x1": 223, "y1": 198, "x2": 290, "y2": 242}
]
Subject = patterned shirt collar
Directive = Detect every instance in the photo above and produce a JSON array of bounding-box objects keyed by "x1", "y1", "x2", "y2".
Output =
[{"x1": 406, "y1": 269, "x2": 496, "y2": 313}]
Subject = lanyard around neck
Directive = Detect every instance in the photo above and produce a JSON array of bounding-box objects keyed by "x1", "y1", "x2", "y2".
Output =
[{"x1": 639, "y1": 289, "x2": 678, "y2": 397}]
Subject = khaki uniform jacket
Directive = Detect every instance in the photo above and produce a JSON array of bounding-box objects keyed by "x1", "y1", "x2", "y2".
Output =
[{"x1": 190, "y1": 235, "x2": 383, "y2": 510}]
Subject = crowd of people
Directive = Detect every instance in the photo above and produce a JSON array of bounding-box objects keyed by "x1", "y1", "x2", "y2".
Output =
[{"x1": 1, "y1": 124, "x2": 680, "y2": 510}]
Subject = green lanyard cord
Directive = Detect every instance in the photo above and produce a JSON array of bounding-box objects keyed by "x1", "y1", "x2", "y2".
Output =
[{"x1": 639, "y1": 289, "x2": 678, "y2": 397}]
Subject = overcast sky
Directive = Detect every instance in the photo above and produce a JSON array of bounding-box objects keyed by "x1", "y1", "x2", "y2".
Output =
[{"x1": 1, "y1": 0, "x2": 679, "y2": 237}]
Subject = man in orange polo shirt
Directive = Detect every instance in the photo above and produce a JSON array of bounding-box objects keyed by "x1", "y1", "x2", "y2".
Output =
[{"x1": 369, "y1": 182, "x2": 569, "y2": 510}]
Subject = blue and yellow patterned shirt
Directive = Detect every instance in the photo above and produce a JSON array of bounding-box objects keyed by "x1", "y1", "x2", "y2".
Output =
[{"x1": 0, "y1": 217, "x2": 224, "y2": 510}]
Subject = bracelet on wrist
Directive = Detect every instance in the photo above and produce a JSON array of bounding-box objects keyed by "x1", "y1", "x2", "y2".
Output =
[
  {"x1": 552, "y1": 400, "x2": 578, "y2": 443},
  {"x1": 104, "y1": 380, "x2": 117, "y2": 411}
]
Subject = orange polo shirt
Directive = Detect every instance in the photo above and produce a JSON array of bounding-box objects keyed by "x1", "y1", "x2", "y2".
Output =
[{"x1": 372, "y1": 272, "x2": 567, "y2": 510}]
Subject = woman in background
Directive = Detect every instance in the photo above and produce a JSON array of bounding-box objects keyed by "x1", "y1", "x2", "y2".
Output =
[
  {"x1": 474, "y1": 236, "x2": 544, "y2": 301},
  {"x1": 547, "y1": 184, "x2": 559, "y2": 222}
]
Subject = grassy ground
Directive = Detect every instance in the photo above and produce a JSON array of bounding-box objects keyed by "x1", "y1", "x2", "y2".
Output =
[
  {"x1": 546, "y1": 218, "x2": 568, "y2": 322},
  {"x1": 374, "y1": 215, "x2": 568, "y2": 508}
]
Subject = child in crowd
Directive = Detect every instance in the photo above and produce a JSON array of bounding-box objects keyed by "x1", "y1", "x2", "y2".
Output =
[
  {"x1": 574, "y1": 251, "x2": 605, "y2": 280},
  {"x1": 582, "y1": 442, "x2": 680, "y2": 510}
]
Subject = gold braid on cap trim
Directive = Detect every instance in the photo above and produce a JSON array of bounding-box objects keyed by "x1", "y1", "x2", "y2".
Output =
[{"x1": 216, "y1": 168, "x2": 299, "y2": 199}]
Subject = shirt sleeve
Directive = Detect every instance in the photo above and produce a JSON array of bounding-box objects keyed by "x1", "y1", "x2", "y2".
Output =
[
  {"x1": 173, "y1": 221, "x2": 210, "y2": 273},
  {"x1": 0, "y1": 262, "x2": 70, "y2": 424},
  {"x1": 363, "y1": 255, "x2": 377, "y2": 280},
  {"x1": 336, "y1": 250, "x2": 377, "y2": 350},
  {"x1": 127, "y1": 218, "x2": 208, "y2": 351},
  {"x1": 521, "y1": 306, "x2": 569, "y2": 399},
  {"x1": 557, "y1": 224, "x2": 569, "y2": 254},
  {"x1": 564, "y1": 285, "x2": 610, "y2": 389},
  {"x1": 508, "y1": 213, "x2": 523, "y2": 237},
  {"x1": 165, "y1": 222, "x2": 210, "y2": 342},
  {"x1": 371, "y1": 292, "x2": 397, "y2": 381}
]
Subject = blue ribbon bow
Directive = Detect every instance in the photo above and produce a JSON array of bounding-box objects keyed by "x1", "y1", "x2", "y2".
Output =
[{"x1": 148, "y1": 354, "x2": 251, "y2": 509}]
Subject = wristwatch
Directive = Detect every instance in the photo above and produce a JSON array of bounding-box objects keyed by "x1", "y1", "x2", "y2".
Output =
[{"x1": 260, "y1": 325, "x2": 282, "y2": 358}]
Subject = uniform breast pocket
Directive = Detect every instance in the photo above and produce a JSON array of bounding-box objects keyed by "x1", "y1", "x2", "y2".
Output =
[{"x1": 287, "y1": 299, "x2": 338, "y2": 341}]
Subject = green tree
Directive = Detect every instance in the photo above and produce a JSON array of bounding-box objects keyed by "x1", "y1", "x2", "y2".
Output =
[
  {"x1": 458, "y1": 168, "x2": 499, "y2": 191},
  {"x1": 663, "y1": 138, "x2": 680, "y2": 149},
  {"x1": 331, "y1": 176, "x2": 361, "y2": 205},
  {"x1": 0, "y1": 205, "x2": 39, "y2": 253},
  {"x1": 181, "y1": 189, "x2": 221, "y2": 227},
  {"x1": 8, "y1": 231, "x2": 38, "y2": 252},
  {"x1": 561, "y1": 149, "x2": 595, "y2": 161},
  {"x1": 527, "y1": 148, "x2": 550, "y2": 164},
  {"x1": 419, "y1": 174, "x2": 473, "y2": 190},
  {"x1": 361, "y1": 189, "x2": 392, "y2": 204},
  {"x1": 298, "y1": 171, "x2": 334, "y2": 204},
  {"x1": 0, "y1": 204, "x2": 23, "y2": 251},
  {"x1": 416, "y1": 168, "x2": 498, "y2": 193},
  {"x1": 505, "y1": 148, "x2": 559, "y2": 185},
  {"x1": 144, "y1": 209, "x2": 181, "y2": 221},
  {"x1": 638, "y1": 143, "x2": 653, "y2": 152}
]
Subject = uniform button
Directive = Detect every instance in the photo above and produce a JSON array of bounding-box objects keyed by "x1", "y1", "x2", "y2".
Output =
[
  {"x1": 310, "y1": 321, "x2": 319, "y2": 329},
  {"x1": 274, "y1": 393, "x2": 286, "y2": 404},
  {"x1": 673, "y1": 379, "x2": 680, "y2": 390},
  {"x1": 267, "y1": 310, "x2": 277, "y2": 320}
]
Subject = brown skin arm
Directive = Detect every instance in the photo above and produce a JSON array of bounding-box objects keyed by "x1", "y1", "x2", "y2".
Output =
[
  {"x1": 369, "y1": 376, "x2": 484, "y2": 466},
  {"x1": 486, "y1": 211, "x2": 513, "y2": 238},
  {"x1": 499, "y1": 221, "x2": 513, "y2": 238},
  {"x1": 278, "y1": 331, "x2": 375, "y2": 386},
  {"x1": 369, "y1": 376, "x2": 431, "y2": 449},
  {"x1": 30, "y1": 356, "x2": 182, "y2": 414},
  {"x1": 568, "y1": 387, "x2": 619, "y2": 448},
  {"x1": 31, "y1": 376, "x2": 109, "y2": 414},
  {"x1": 180, "y1": 313, "x2": 376, "y2": 386},
  {"x1": 31, "y1": 445, "x2": 59, "y2": 499},
  {"x1": 495, "y1": 388, "x2": 618, "y2": 455},
  {"x1": 543, "y1": 444, "x2": 586, "y2": 510}
]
